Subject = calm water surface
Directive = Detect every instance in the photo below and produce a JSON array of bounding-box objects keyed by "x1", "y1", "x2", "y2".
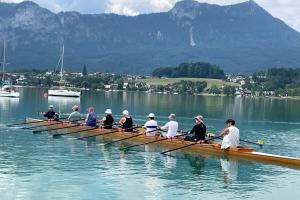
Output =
[{"x1": 0, "y1": 88, "x2": 300, "y2": 200}]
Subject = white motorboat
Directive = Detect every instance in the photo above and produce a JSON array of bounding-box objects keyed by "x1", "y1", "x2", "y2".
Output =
[
  {"x1": 48, "y1": 88, "x2": 81, "y2": 97},
  {"x1": 0, "y1": 85, "x2": 20, "y2": 98}
]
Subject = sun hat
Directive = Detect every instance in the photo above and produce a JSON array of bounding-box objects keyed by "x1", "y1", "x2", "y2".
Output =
[
  {"x1": 194, "y1": 115, "x2": 204, "y2": 123},
  {"x1": 72, "y1": 105, "x2": 79, "y2": 111},
  {"x1": 148, "y1": 113, "x2": 155, "y2": 118},
  {"x1": 122, "y1": 110, "x2": 129, "y2": 116},
  {"x1": 105, "y1": 109, "x2": 112, "y2": 114},
  {"x1": 168, "y1": 113, "x2": 176, "y2": 120}
]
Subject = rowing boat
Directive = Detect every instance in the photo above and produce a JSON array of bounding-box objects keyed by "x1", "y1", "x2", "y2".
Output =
[{"x1": 26, "y1": 118, "x2": 300, "y2": 168}]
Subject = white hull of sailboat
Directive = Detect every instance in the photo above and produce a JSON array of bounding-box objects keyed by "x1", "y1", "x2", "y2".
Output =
[
  {"x1": 48, "y1": 89, "x2": 81, "y2": 98},
  {"x1": 0, "y1": 90, "x2": 20, "y2": 98}
]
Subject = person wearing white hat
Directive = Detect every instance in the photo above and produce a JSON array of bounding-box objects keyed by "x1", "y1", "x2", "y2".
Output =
[
  {"x1": 101, "y1": 109, "x2": 114, "y2": 129},
  {"x1": 160, "y1": 114, "x2": 178, "y2": 138},
  {"x1": 185, "y1": 115, "x2": 206, "y2": 143},
  {"x1": 43, "y1": 105, "x2": 57, "y2": 120},
  {"x1": 119, "y1": 110, "x2": 133, "y2": 132},
  {"x1": 68, "y1": 105, "x2": 81, "y2": 123},
  {"x1": 143, "y1": 113, "x2": 158, "y2": 136}
]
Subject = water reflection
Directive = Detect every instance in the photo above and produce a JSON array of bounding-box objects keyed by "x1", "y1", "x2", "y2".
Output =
[
  {"x1": 220, "y1": 158, "x2": 238, "y2": 185},
  {"x1": 48, "y1": 96, "x2": 80, "y2": 113}
]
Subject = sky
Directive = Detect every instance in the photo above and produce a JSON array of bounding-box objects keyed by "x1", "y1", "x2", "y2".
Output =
[{"x1": 1, "y1": 0, "x2": 300, "y2": 32}]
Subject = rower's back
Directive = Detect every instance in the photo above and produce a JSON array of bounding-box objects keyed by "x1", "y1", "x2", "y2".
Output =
[
  {"x1": 221, "y1": 126, "x2": 240, "y2": 149},
  {"x1": 122, "y1": 117, "x2": 133, "y2": 132}
]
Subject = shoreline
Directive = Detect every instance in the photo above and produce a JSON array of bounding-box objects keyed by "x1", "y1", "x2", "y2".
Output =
[{"x1": 13, "y1": 86, "x2": 300, "y2": 100}]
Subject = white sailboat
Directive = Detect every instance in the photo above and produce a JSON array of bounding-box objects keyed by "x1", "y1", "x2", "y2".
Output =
[
  {"x1": 48, "y1": 45, "x2": 81, "y2": 98},
  {"x1": 0, "y1": 42, "x2": 20, "y2": 98}
]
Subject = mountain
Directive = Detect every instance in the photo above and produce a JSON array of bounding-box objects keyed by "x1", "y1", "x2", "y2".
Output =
[{"x1": 0, "y1": 0, "x2": 300, "y2": 74}]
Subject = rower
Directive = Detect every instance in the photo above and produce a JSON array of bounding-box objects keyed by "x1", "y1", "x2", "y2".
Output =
[
  {"x1": 143, "y1": 113, "x2": 158, "y2": 136},
  {"x1": 43, "y1": 105, "x2": 57, "y2": 120},
  {"x1": 185, "y1": 115, "x2": 206, "y2": 143},
  {"x1": 160, "y1": 114, "x2": 178, "y2": 138},
  {"x1": 85, "y1": 107, "x2": 97, "y2": 127},
  {"x1": 219, "y1": 119, "x2": 240, "y2": 150},
  {"x1": 102, "y1": 109, "x2": 114, "y2": 129},
  {"x1": 119, "y1": 110, "x2": 133, "y2": 132},
  {"x1": 68, "y1": 105, "x2": 81, "y2": 123}
]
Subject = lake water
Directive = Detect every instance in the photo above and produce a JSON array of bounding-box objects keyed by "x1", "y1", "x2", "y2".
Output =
[{"x1": 1, "y1": 88, "x2": 300, "y2": 200}]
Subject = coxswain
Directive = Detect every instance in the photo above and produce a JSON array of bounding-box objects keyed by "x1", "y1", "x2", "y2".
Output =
[
  {"x1": 160, "y1": 114, "x2": 178, "y2": 138},
  {"x1": 102, "y1": 109, "x2": 114, "y2": 129},
  {"x1": 185, "y1": 115, "x2": 206, "y2": 143},
  {"x1": 143, "y1": 113, "x2": 158, "y2": 136},
  {"x1": 43, "y1": 105, "x2": 57, "y2": 120},
  {"x1": 119, "y1": 110, "x2": 133, "y2": 132},
  {"x1": 68, "y1": 105, "x2": 81, "y2": 123},
  {"x1": 85, "y1": 107, "x2": 97, "y2": 127},
  {"x1": 219, "y1": 119, "x2": 240, "y2": 149}
]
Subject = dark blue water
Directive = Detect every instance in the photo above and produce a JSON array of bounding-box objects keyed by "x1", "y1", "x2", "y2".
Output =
[{"x1": 1, "y1": 88, "x2": 300, "y2": 200}]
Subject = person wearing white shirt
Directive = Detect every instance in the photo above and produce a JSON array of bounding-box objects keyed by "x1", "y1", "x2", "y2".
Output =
[
  {"x1": 143, "y1": 113, "x2": 158, "y2": 136},
  {"x1": 219, "y1": 119, "x2": 240, "y2": 150},
  {"x1": 160, "y1": 114, "x2": 179, "y2": 138}
]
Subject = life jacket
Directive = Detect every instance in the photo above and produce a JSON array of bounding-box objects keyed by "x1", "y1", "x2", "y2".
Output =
[
  {"x1": 86, "y1": 112, "x2": 97, "y2": 127},
  {"x1": 122, "y1": 117, "x2": 133, "y2": 132}
]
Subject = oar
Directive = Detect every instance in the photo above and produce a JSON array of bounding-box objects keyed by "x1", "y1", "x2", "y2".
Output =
[
  {"x1": 100, "y1": 128, "x2": 159, "y2": 146},
  {"x1": 21, "y1": 117, "x2": 68, "y2": 130},
  {"x1": 52, "y1": 126, "x2": 100, "y2": 138},
  {"x1": 161, "y1": 136, "x2": 222, "y2": 155},
  {"x1": 52, "y1": 122, "x2": 119, "y2": 138},
  {"x1": 207, "y1": 133, "x2": 264, "y2": 148},
  {"x1": 7, "y1": 119, "x2": 51, "y2": 127},
  {"x1": 76, "y1": 125, "x2": 142, "y2": 140},
  {"x1": 121, "y1": 131, "x2": 189, "y2": 151},
  {"x1": 32, "y1": 118, "x2": 85, "y2": 134},
  {"x1": 240, "y1": 139, "x2": 264, "y2": 147}
]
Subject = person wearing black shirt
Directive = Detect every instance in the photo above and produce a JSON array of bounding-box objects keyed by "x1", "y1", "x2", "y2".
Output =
[
  {"x1": 43, "y1": 105, "x2": 57, "y2": 120},
  {"x1": 102, "y1": 109, "x2": 114, "y2": 129},
  {"x1": 119, "y1": 110, "x2": 133, "y2": 132},
  {"x1": 185, "y1": 115, "x2": 207, "y2": 143}
]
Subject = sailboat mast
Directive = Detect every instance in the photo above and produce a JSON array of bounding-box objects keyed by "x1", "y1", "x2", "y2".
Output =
[
  {"x1": 60, "y1": 45, "x2": 64, "y2": 81},
  {"x1": 1, "y1": 41, "x2": 6, "y2": 84}
]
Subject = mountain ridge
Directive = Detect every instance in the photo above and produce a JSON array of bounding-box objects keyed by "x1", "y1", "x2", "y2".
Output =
[{"x1": 0, "y1": 0, "x2": 300, "y2": 74}]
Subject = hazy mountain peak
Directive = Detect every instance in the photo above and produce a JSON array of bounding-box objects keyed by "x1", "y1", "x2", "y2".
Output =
[
  {"x1": 170, "y1": 0, "x2": 203, "y2": 20},
  {"x1": 0, "y1": 0, "x2": 300, "y2": 74}
]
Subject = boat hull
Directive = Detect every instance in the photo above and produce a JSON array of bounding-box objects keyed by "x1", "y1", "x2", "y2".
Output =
[
  {"x1": 48, "y1": 89, "x2": 81, "y2": 98},
  {"x1": 26, "y1": 118, "x2": 300, "y2": 168},
  {"x1": 0, "y1": 90, "x2": 20, "y2": 98}
]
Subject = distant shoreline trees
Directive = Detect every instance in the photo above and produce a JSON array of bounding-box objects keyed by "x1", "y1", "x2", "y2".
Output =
[{"x1": 152, "y1": 62, "x2": 226, "y2": 79}]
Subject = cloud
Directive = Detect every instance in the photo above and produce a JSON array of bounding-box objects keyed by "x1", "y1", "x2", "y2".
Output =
[{"x1": 105, "y1": 0, "x2": 176, "y2": 15}]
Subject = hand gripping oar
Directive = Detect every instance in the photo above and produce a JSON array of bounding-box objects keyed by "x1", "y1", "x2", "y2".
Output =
[
  {"x1": 121, "y1": 130, "x2": 189, "y2": 151},
  {"x1": 32, "y1": 118, "x2": 85, "y2": 134},
  {"x1": 21, "y1": 117, "x2": 68, "y2": 130},
  {"x1": 101, "y1": 128, "x2": 159, "y2": 146},
  {"x1": 161, "y1": 136, "x2": 222, "y2": 155},
  {"x1": 76, "y1": 125, "x2": 142, "y2": 140}
]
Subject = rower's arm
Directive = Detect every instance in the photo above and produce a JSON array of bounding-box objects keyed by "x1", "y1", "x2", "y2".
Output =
[{"x1": 220, "y1": 128, "x2": 229, "y2": 137}]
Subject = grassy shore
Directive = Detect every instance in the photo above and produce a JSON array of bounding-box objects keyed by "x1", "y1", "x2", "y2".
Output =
[{"x1": 137, "y1": 77, "x2": 239, "y2": 88}]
